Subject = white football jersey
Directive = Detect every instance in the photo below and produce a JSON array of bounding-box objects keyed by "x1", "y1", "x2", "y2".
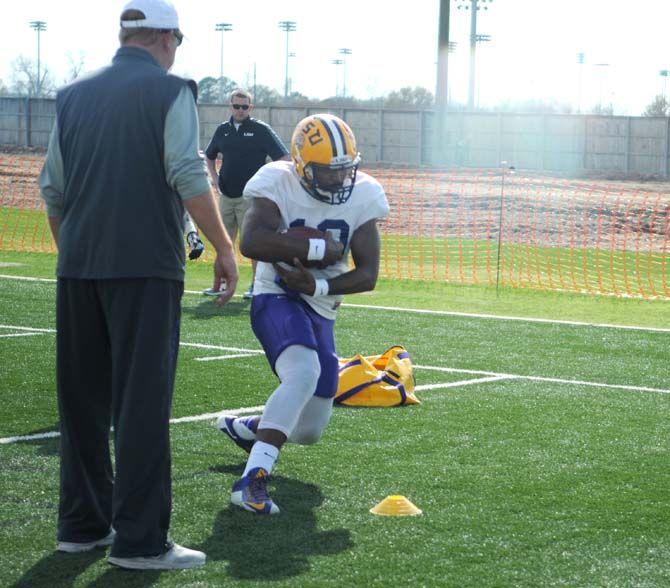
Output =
[{"x1": 243, "y1": 160, "x2": 389, "y2": 319}]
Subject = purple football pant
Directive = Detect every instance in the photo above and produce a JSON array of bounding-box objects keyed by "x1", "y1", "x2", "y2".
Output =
[{"x1": 250, "y1": 294, "x2": 338, "y2": 399}]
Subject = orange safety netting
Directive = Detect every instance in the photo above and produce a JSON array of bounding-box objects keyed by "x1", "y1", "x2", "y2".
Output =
[{"x1": 2, "y1": 154, "x2": 669, "y2": 299}]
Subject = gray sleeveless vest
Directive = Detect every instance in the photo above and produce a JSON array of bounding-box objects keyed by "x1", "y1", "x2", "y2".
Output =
[{"x1": 55, "y1": 47, "x2": 188, "y2": 281}]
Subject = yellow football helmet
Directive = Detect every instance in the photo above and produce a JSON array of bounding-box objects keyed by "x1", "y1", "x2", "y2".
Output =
[{"x1": 291, "y1": 114, "x2": 361, "y2": 205}]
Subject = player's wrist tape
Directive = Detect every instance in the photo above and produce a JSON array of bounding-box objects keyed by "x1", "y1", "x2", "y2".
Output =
[
  {"x1": 313, "y1": 278, "x2": 330, "y2": 297},
  {"x1": 307, "y1": 239, "x2": 326, "y2": 261}
]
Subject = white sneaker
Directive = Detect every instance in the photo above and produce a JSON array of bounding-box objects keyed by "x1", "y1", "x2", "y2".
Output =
[
  {"x1": 108, "y1": 543, "x2": 206, "y2": 570},
  {"x1": 242, "y1": 284, "x2": 254, "y2": 299},
  {"x1": 57, "y1": 529, "x2": 115, "y2": 553}
]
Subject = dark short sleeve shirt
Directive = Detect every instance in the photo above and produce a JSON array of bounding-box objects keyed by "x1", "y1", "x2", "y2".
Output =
[{"x1": 205, "y1": 116, "x2": 288, "y2": 197}]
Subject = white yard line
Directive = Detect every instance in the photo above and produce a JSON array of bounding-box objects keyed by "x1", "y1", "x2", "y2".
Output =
[
  {"x1": 0, "y1": 332, "x2": 45, "y2": 339},
  {"x1": 170, "y1": 405, "x2": 265, "y2": 424},
  {"x1": 415, "y1": 364, "x2": 670, "y2": 395},
  {"x1": 180, "y1": 342, "x2": 263, "y2": 354},
  {"x1": 341, "y1": 302, "x2": 670, "y2": 334},
  {"x1": 195, "y1": 353, "x2": 258, "y2": 362},
  {"x1": 0, "y1": 324, "x2": 56, "y2": 333},
  {"x1": 0, "y1": 273, "x2": 668, "y2": 333},
  {"x1": 414, "y1": 375, "x2": 514, "y2": 391},
  {"x1": 2, "y1": 359, "x2": 667, "y2": 445},
  {"x1": 0, "y1": 431, "x2": 61, "y2": 445},
  {"x1": 0, "y1": 274, "x2": 56, "y2": 283},
  {"x1": 1, "y1": 275, "x2": 668, "y2": 445},
  {"x1": 0, "y1": 405, "x2": 266, "y2": 445}
]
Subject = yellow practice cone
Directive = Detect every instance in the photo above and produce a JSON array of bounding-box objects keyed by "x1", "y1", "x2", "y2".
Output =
[{"x1": 370, "y1": 495, "x2": 422, "y2": 516}]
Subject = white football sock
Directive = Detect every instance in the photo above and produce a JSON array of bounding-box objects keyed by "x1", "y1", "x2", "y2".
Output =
[{"x1": 243, "y1": 441, "x2": 279, "y2": 476}]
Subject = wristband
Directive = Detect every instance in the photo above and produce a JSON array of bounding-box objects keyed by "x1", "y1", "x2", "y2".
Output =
[
  {"x1": 313, "y1": 278, "x2": 330, "y2": 297},
  {"x1": 307, "y1": 238, "x2": 326, "y2": 261}
]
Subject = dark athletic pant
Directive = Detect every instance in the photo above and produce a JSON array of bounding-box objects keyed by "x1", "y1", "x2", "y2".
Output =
[{"x1": 56, "y1": 277, "x2": 183, "y2": 557}]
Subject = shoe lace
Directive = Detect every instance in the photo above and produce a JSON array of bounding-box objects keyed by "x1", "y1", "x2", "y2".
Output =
[{"x1": 248, "y1": 472, "x2": 271, "y2": 502}]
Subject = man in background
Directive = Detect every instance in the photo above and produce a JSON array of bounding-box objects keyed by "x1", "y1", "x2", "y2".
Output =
[
  {"x1": 204, "y1": 89, "x2": 289, "y2": 299},
  {"x1": 39, "y1": 0, "x2": 238, "y2": 570}
]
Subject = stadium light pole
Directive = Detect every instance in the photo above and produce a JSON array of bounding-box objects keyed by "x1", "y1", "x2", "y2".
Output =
[
  {"x1": 435, "y1": 0, "x2": 451, "y2": 110},
  {"x1": 577, "y1": 52, "x2": 585, "y2": 114},
  {"x1": 594, "y1": 63, "x2": 610, "y2": 112},
  {"x1": 252, "y1": 62, "x2": 257, "y2": 103},
  {"x1": 339, "y1": 48, "x2": 352, "y2": 98},
  {"x1": 435, "y1": 0, "x2": 451, "y2": 165},
  {"x1": 474, "y1": 33, "x2": 491, "y2": 108},
  {"x1": 29, "y1": 20, "x2": 47, "y2": 97},
  {"x1": 278, "y1": 21, "x2": 297, "y2": 100},
  {"x1": 660, "y1": 69, "x2": 669, "y2": 99},
  {"x1": 288, "y1": 52, "x2": 296, "y2": 95},
  {"x1": 332, "y1": 59, "x2": 344, "y2": 97},
  {"x1": 456, "y1": 0, "x2": 493, "y2": 111},
  {"x1": 215, "y1": 23, "x2": 232, "y2": 104}
]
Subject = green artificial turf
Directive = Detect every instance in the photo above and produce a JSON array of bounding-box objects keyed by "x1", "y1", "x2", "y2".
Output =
[{"x1": 1, "y1": 251, "x2": 669, "y2": 586}]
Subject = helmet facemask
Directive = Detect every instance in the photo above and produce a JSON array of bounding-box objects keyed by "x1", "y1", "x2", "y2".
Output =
[{"x1": 303, "y1": 158, "x2": 359, "y2": 205}]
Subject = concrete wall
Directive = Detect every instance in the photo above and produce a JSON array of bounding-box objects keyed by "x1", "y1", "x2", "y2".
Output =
[
  {"x1": 0, "y1": 97, "x2": 55, "y2": 148},
  {"x1": 3, "y1": 96, "x2": 670, "y2": 176}
]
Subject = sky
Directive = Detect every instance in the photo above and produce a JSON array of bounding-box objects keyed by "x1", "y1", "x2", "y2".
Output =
[{"x1": 2, "y1": 0, "x2": 670, "y2": 115}]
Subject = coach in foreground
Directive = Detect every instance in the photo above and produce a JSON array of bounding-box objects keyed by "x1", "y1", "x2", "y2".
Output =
[
  {"x1": 38, "y1": 0, "x2": 237, "y2": 570},
  {"x1": 217, "y1": 114, "x2": 389, "y2": 514}
]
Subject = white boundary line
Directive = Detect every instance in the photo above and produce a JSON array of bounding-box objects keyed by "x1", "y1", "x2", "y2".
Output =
[
  {"x1": 1, "y1": 273, "x2": 669, "y2": 333},
  {"x1": 0, "y1": 405, "x2": 266, "y2": 445}
]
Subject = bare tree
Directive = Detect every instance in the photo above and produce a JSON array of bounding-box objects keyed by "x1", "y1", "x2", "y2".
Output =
[
  {"x1": 384, "y1": 86, "x2": 434, "y2": 109},
  {"x1": 10, "y1": 55, "x2": 56, "y2": 97},
  {"x1": 642, "y1": 95, "x2": 670, "y2": 117},
  {"x1": 196, "y1": 76, "x2": 238, "y2": 103},
  {"x1": 590, "y1": 102, "x2": 614, "y2": 116},
  {"x1": 64, "y1": 51, "x2": 86, "y2": 84}
]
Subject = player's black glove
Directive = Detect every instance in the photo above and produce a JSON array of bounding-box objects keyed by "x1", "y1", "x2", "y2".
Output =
[{"x1": 187, "y1": 231, "x2": 205, "y2": 260}]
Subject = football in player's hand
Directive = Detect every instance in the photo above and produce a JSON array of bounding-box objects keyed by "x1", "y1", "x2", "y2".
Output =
[{"x1": 281, "y1": 226, "x2": 329, "y2": 267}]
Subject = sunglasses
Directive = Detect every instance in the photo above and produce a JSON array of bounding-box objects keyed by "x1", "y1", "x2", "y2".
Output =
[
  {"x1": 161, "y1": 29, "x2": 183, "y2": 46},
  {"x1": 232, "y1": 104, "x2": 250, "y2": 110}
]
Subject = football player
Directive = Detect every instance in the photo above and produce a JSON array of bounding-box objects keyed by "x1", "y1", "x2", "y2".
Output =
[{"x1": 218, "y1": 114, "x2": 389, "y2": 514}]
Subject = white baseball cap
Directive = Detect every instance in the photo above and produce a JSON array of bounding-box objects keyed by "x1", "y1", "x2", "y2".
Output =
[{"x1": 120, "y1": 0, "x2": 180, "y2": 30}]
